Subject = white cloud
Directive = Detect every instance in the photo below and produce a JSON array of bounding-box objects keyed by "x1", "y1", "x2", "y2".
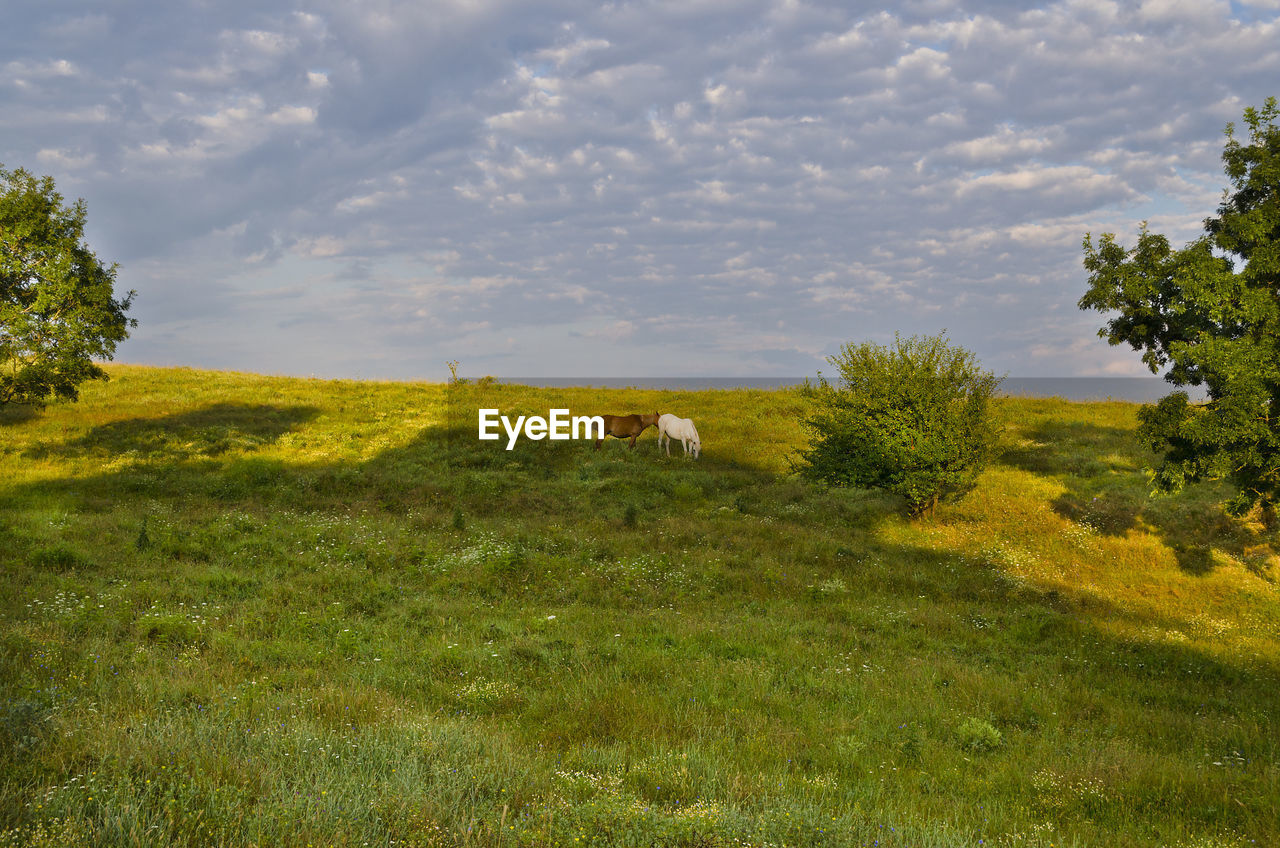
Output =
[
  {"x1": 533, "y1": 37, "x2": 611, "y2": 68},
  {"x1": 4, "y1": 0, "x2": 1278, "y2": 378},
  {"x1": 295, "y1": 236, "x2": 345, "y2": 258},
  {"x1": 3, "y1": 58, "x2": 78, "y2": 79},
  {"x1": 941, "y1": 124, "x2": 1060, "y2": 164},
  {"x1": 1137, "y1": 0, "x2": 1231, "y2": 25},
  {"x1": 35, "y1": 148, "x2": 95, "y2": 170},
  {"x1": 952, "y1": 165, "x2": 1136, "y2": 211}
]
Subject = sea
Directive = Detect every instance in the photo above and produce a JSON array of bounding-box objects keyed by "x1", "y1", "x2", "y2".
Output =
[{"x1": 498, "y1": 377, "x2": 1207, "y2": 403}]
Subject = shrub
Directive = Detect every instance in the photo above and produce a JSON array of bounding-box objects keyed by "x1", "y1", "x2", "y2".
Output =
[
  {"x1": 796, "y1": 332, "x2": 1001, "y2": 518},
  {"x1": 956, "y1": 716, "x2": 1003, "y2": 752}
]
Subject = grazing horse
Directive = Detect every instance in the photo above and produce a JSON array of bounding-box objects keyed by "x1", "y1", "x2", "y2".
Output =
[
  {"x1": 657, "y1": 414, "x2": 701, "y2": 459},
  {"x1": 595, "y1": 412, "x2": 660, "y2": 450}
]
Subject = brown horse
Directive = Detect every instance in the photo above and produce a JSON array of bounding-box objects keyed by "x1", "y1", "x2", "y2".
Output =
[{"x1": 595, "y1": 412, "x2": 660, "y2": 450}]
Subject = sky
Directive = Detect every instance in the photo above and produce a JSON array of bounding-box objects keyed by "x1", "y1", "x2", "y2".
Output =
[{"x1": 4, "y1": 0, "x2": 1279, "y2": 381}]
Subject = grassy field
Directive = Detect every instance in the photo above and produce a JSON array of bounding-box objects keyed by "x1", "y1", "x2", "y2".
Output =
[{"x1": 1, "y1": 365, "x2": 1277, "y2": 847}]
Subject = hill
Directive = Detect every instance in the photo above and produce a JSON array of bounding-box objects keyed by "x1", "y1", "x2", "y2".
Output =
[{"x1": 1, "y1": 365, "x2": 1277, "y2": 847}]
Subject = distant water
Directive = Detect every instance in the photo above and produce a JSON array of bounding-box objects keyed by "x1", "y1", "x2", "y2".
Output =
[
  {"x1": 500, "y1": 376, "x2": 1204, "y2": 402},
  {"x1": 500, "y1": 377, "x2": 803, "y2": 391},
  {"x1": 999, "y1": 378, "x2": 1207, "y2": 403}
]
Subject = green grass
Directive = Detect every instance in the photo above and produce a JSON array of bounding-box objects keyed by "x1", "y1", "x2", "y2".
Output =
[{"x1": 1, "y1": 365, "x2": 1277, "y2": 847}]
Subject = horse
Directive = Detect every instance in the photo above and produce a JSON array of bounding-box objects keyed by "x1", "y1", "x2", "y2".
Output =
[
  {"x1": 657, "y1": 413, "x2": 701, "y2": 459},
  {"x1": 595, "y1": 412, "x2": 660, "y2": 450}
]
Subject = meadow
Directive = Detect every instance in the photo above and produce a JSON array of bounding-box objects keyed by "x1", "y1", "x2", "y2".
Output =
[{"x1": 0, "y1": 365, "x2": 1277, "y2": 847}]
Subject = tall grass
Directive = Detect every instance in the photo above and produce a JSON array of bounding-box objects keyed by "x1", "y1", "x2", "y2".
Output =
[{"x1": 0, "y1": 365, "x2": 1276, "y2": 846}]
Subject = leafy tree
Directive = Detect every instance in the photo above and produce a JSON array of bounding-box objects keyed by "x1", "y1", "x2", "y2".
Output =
[
  {"x1": 1, "y1": 164, "x2": 135, "y2": 406},
  {"x1": 1079, "y1": 98, "x2": 1280, "y2": 524},
  {"x1": 795, "y1": 332, "x2": 1001, "y2": 518}
]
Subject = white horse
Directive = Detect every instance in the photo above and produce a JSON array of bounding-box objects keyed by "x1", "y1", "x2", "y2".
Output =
[{"x1": 657, "y1": 413, "x2": 701, "y2": 459}]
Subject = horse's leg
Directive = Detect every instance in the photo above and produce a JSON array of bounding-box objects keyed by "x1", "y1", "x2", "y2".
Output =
[
  {"x1": 629, "y1": 434, "x2": 637, "y2": 449},
  {"x1": 595, "y1": 436, "x2": 603, "y2": 450}
]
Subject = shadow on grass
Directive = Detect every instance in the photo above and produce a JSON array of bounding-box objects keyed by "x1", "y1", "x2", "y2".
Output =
[
  {"x1": 831, "y1": 541, "x2": 1278, "y2": 834},
  {"x1": 0, "y1": 405, "x2": 39, "y2": 426},
  {"x1": 356, "y1": 413, "x2": 817, "y2": 528},
  {"x1": 1001, "y1": 418, "x2": 1275, "y2": 579},
  {"x1": 14, "y1": 389, "x2": 1275, "y2": 583},
  {"x1": 2, "y1": 384, "x2": 891, "y2": 548},
  {"x1": 30, "y1": 403, "x2": 322, "y2": 461},
  {"x1": 3, "y1": 402, "x2": 321, "y2": 524},
  {"x1": 1000, "y1": 420, "x2": 1135, "y2": 479},
  {"x1": 6, "y1": 393, "x2": 1280, "y2": 842},
  {"x1": 517, "y1": 535, "x2": 1280, "y2": 840}
]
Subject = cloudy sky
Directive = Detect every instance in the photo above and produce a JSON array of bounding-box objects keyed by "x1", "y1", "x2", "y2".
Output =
[{"x1": 5, "y1": 0, "x2": 1279, "y2": 380}]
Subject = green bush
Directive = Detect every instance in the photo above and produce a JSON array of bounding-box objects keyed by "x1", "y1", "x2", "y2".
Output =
[
  {"x1": 796, "y1": 332, "x2": 1001, "y2": 518},
  {"x1": 956, "y1": 717, "x2": 1003, "y2": 752}
]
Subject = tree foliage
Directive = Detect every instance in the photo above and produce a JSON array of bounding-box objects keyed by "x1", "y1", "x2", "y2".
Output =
[
  {"x1": 1, "y1": 165, "x2": 135, "y2": 406},
  {"x1": 1079, "y1": 98, "x2": 1280, "y2": 521},
  {"x1": 795, "y1": 332, "x2": 1001, "y2": 518}
]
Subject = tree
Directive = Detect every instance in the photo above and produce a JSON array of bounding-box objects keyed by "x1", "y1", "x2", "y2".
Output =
[
  {"x1": 1079, "y1": 98, "x2": 1280, "y2": 524},
  {"x1": 795, "y1": 332, "x2": 1002, "y2": 518},
  {"x1": 1, "y1": 165, "x2": 135, "y2": 406}
]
